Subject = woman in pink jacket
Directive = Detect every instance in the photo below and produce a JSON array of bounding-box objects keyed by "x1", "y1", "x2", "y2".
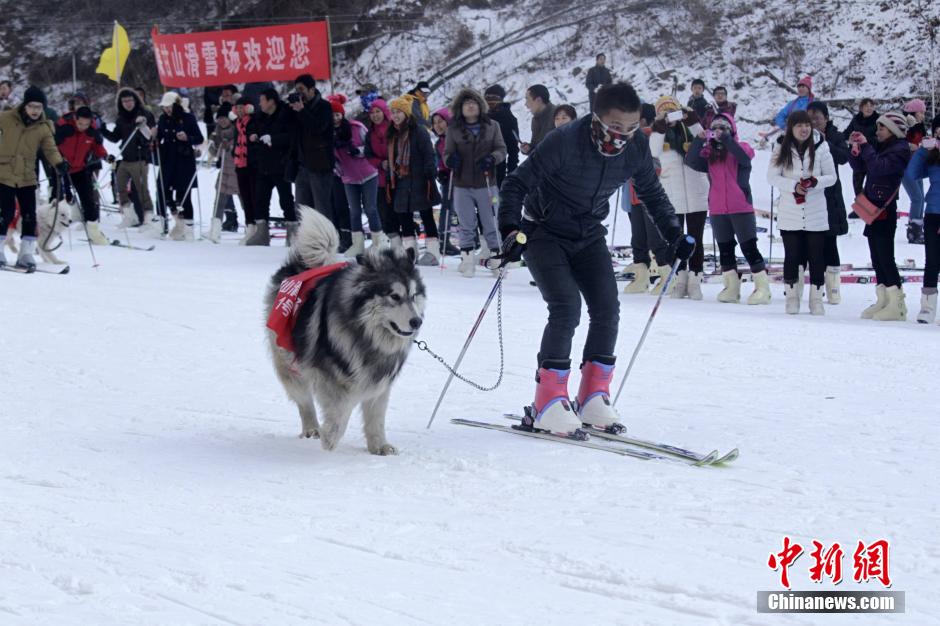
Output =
[{"x1": 686, "y1": 112, "x2": 770, "y2": 305}]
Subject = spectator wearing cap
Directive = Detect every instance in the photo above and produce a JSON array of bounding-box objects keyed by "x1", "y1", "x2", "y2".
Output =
[
  {"x1": 585, "y1": 54, "x2": 613, "y2": 113},
  {"x1": 903, "y1": 98, "x2": 929, "y2": 237},
  {"x1": 290, "y1": 74, "x2": 336, "y2": 233},
  {"x1": 484, "y1": 84, "x2": 519, "y2": 186},
  {"x1": 848, "y1": 110, "x2": 912, "y2": 321},
  {"x1": 156, "y1": 91, "x2": 204, "y2": 241},
  {"x1": 773, "y1": 76, "x2": 815, "y2": 130},
  {"x1": 354, "y1": 83, "x2": 382, "y2": 125},
  {"x1": 408, "y1": 80, "x2": 432, "y2": 128},
  {"x1": 54, "y1": 105, "x2": 109, "y2": 244},
  {"x1": 521, "y1": 84, "x2": 555, "y2": 155}
]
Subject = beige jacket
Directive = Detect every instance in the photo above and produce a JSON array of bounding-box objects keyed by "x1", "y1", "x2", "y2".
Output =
[{"x1": 0, "y1": 108, "x2": 63, "y2": 188}]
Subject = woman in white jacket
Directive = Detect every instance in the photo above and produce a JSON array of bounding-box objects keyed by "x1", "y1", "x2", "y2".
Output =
[
  {"x1": 766, "y1": 110, "x2": 838, "y2": 315},
  {"x1": 649, "y1": 96, "x2": 710, "y2": 298}
]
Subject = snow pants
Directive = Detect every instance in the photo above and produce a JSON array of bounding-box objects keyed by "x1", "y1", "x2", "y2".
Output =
[
  {"x1": 710, "y1": 212, "x2": 766, "y2": 273},
  {"x1": 781, "y1": 230, "x2": 826, "y2": 287},
  {"x1": 0, "y1": 184, "x2": 37, "y2": 237},
  {"x1": 924, "y1": 214, "x2": 940, "y2": 289},
  {"x1": 628, "y1": 202, "x2": 671, "y2": 267},
  {"x1": 344, "y1": 177, "x2": 382, "y2": 233},
  {"x1": 525, "y1": 234, "x2": 619, "y2": 366},
  {"x1": 864, "y1": 212, "x2": 901, "y2": 288},
  {"x1": 453, "y1": 185, "x2": 500, "y2": 252}
]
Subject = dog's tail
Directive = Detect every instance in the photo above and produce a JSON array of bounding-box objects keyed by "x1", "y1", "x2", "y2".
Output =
[{"x1": 290, "y1": 205, "x2": 339, "y2": 269}]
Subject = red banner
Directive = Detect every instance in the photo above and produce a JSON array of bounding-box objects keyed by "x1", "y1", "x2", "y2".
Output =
[{"x1": 151, "y1": 21, "x2": 331, "y2": 88}]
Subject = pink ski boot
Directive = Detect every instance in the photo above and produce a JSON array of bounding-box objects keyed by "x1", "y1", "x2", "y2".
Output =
[
  {"x1": 575, "y1": 357, "x2": 624, "y2": 433},
  {"x1": 522, "y1": 360, "x2": 584, "y2": 437}
]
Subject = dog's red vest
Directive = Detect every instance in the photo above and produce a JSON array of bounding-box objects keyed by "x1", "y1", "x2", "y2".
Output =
[{"x1": 266, "y1": 262, "x2": 349, "y2": 353}]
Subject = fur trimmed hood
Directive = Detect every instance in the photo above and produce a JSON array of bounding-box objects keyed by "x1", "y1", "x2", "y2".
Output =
[{"x1": 449, "y1": 88, "x2": 490, "y2": 126}]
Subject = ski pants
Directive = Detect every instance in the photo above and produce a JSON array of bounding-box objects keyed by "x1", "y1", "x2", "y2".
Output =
[
  {"x1": 344, "y1": 177, "x2": 382, "y2": 233},
  {"x1": 452, "y1": 185, "x2": 500, "y2": 252},
  {"x1": 924, "y1": 214, "x2": 940, "y2": 289},
  {"x1": 677, "y1": 212, "x2": 706, "y2": 274},
  {"x1": 70, "y1": 169, "x2": 99, "y2": 223},
  {"x1": 710, "y1": 212, "x2": 766, "y2": 273},
  {"x1": 864, "y1": 212, "x2": 901, "y2": 288},
  {"x1": 628, "y1": 202, "x2": 672, "y2": 267},
  {"x1": 295, "y1": 167, "x2": 334, "y2": 222},
  {"x1": 235, "y1": 167, "x2": 256, "y2": 224},
  {"x1": 902, "y1": 173, "x2": 925, "y2": 222},
  {"x1": 0, "y1": 184, "x2": 37, "y2": 238},
  {"x1": 781, "y1": 230, "x2": 826, "y2": 287},
  {"x1": 254, "y1": 172, "x2": 295, "y2": 222},
  {"x1": 525, "y1": 233, "x2": 619, "y2": 366},
  {"x1": 116, "y1": 160, "x2": 153, "y2": 214}
]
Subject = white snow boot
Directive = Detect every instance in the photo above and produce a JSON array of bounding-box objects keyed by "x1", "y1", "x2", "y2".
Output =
[
  {"x1": 623, "y1": 263, "x2": 650, "y2": 294},
  {"x1": 458, "y1": 250, "x2": 475, "y2": 278},
  {"x1": 206, "y1": 217, "x2": 223, "y2": 244},
  {"x1": 808, "y1": 285, "x2": 825, "y2": 316},
  {"x1": 916, "y1": 289, "x2": 937, "y2": 324},
  {"x1": 244, "y1": 220, "x2": 271, "y2": 246},
  {"x1": 717, "y1": 270, "x2": 741, "y2": 303},
  {"x1": 388, "y1": 234, "x2": 402, "y2": 250},
  {"x1": 575, "y1": 358, "x2": 622, "y2": 432},
  {"x1": 402, "y1": 236, "x2": 418, "y2": 264},
  {"x1": 825, "y1": 266, "x2": 841, "y2": 304},
  {"x1": 285, "y1": 221, "x2": 299, "y2": 247},
  {"x1": 16, "y1": 237, "x2": 37, "y2": 270},
  {"x1": 526, "y1": 361, "x2": 582, "y2": 436},
  {"x1": 872, "y1": 286, "x2": 907, "y2": 322},
  {"x1": 85, "y1": 221, "x2": 110, "y2": 245},
  {"x1": 650, "y1": 264, "x2": 675, "y2": 296},
  {"x1": 784, "y1": 283, "x2": 800, "y2": 315},
  {"x1": 0, "y1": 236, "x2": 7, "y2": 267},
  {"x1": 861, "y1": 284, "x2": 888, "y2": 319},
  {"x1": 687, "y1": 271, "x2": 703, "y2": 301},
  {"x1": 671, "y1": 269, "x2": 689, "y2": 299},
  {"x1": 747, "y1": 270, "x2": 772, "y2": 305},
  {"x1": 139, "y1": 211, "x2": 163, "y2": 236},
  {"x1": 118, "y1": 203, "x2": 139, "y2": 228},
  {"x1": 345, "y1": 231, "x2": 366, "y2": 258},
  {"x1": 371, "y1": 230, "x2": 389, "y2": 249},
  {"x1": 423, "y1": 237, "x2": 442, "y2": 265},
  {"x1": 169, "y1": 216, "x2": 188, "y2": 241},
  {"x1": 239, "y1": 222, "x2": 257, "y2": 245},
  {"x1": 795, "y1": 265, "x2": 805, "y2": 303}
]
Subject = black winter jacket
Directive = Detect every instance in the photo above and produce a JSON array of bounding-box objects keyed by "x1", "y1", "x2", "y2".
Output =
[
  {"x1": 821, "y1": 121, "x2": 850, "y2": 236},
  {"x1": 488, "y1": 103, "x2": 520, "y2": 173},
  {"x1": 499, "y1": 115, "x2": 681, "y2": 243},
  {"x1": 251, "y1": 102, "x2": 295, "y2": 178},
  {"x1": 842, "y1": 111, "x2": 879, "y2": 144},
  {"x1": 293, "y1": 90, "x2": 334, "y2": 174},
  {"x1": 101, "y1": 89, "x2": 156, "y2": 163}
]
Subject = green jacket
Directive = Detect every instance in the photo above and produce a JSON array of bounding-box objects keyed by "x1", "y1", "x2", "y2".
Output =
[{"x1": 0, "y1": 107, "x2": 63, "y2": 188}]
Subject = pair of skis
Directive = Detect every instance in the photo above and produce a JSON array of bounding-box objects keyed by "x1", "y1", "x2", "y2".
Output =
[
  {"x1": 1, "y1": 264, "x2": 70, "y2": 275},
  {"x1": 451, "y1": 414, "x2": 738, "y2": 467}
]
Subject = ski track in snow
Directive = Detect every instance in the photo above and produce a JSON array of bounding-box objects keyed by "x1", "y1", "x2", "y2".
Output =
[{"x1": 1, "y1": 151, "x2": 938, "y2": 625}]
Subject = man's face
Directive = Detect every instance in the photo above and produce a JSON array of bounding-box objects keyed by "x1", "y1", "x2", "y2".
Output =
[
  {"x1": 121, "y1": 96, "x2": 136, "y2": 112},
  {"x1": 596, "y1": 55, "x2": 606, "y2": 66},
  {"x1": 525, "y1": 90, "x2": 543, "y2": 114},
  {"x1": 598, "y1": 108, "x2": 641, "y2": 137},
  {"x1": 714, "y1": 90, "x2": 727, "y2": 103},
  {"x1": 220, "y1": 89, "x2": 236, "y2": 103},
  {"x1": 294, "y1": 83, "x2": 311, "y2": 101},
  {"x1": 485, "y1": 97, "x2": 500, "y2": 112},
  {"x1": 24, "y1": 102, "x2": 43, "y2": 120},
  {"x1": 808, "y1": 109, "x2": 827, "y2": 132},
  {"x1": 216, "y1": 116, "x2": 232, "y2": 129},
  {"x1": 861, "y1": 102, "x2": 875, "y2": 117},
  {"x1": 692, "y1": 84, "x2": 704, "y2": 97},
  {"x1": 75, "y1": 117, "x2": 92, "y2": 132},
  {"x1": 0, "y1": 83, "x2": 10, "y2": 99},
  {"x1": 260, "y1": 95, "x2": 275, "y2": 114}
]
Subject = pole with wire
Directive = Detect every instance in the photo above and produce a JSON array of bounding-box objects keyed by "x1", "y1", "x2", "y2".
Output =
[{"x1": 64, "y1": 172, "x2": 100, "y2": 269}]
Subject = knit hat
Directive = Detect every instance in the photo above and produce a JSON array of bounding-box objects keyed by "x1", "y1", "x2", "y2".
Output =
[
  {"x1": 432, "y1": 107, "x2": 452, "y2": 123},
  {"x1": 159, "y1": 91, "x2": 180, "y2": 107},
  {"x1": 484, "y1": 85, "x2": 506, "y2": 101},
  {"x1": 327, "y1": 94, "x2": 347, "y2": 115},
  {"x1": 215, "y1": 102, "x2": 233, "y2": 120},
  {"x1": 388, "y1": 96, "x2": 413, "y2": 117},
  {"x1": 654, "y1": 95, "x2": 681, "y2": 114},
  {"x1": 877, "y1": 111, "x2": 909, "y2": 139},
  {"x1": 369, "y1": 98, "x2": 391, "y2": 121},
  {"x1": 903, "y1": 98, "x2": 926, "y2": 114},
  {"x1": 797, "y1": 75, "x2": 813, "y2": 91},
  {"x1": 74, "y1": 106, "x2": 94, "y2": 120},
  {"x1": 23, "y1": 85, "x2": 46, "y2": 107}
]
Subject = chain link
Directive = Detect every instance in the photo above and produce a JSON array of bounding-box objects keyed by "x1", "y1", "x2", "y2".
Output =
[{"x1": 414, "y1": 279, "x2": 504, "y2": 392}]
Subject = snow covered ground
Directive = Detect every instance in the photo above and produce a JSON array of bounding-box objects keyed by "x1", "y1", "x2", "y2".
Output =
[{"x1": 2, "y1": 151, "x2": 939, "y2": 624}]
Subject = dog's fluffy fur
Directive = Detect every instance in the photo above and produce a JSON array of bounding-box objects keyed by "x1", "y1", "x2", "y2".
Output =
[
  {"x1": 265, "y1": 207, "x2": 426, "y2": 455},
  {"x1": 4, "y1": 199, "x2": 73, "y2": 265}
]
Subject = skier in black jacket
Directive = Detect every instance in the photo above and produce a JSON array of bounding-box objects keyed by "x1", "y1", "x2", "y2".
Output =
[
  {"x1": 585, "y1": 53, "x2": 613, "y2": 113},
  {"x1": 484, "y1": 85, "x2": 520, "y2": 187},
  {"x1": 496, "y1": 83, "x2": 692, "y2": 437}
]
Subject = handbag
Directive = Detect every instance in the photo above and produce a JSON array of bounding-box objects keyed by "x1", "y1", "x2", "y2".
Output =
[{"x1": 851, "y1": 187, "x2": 899, "y2": 225}]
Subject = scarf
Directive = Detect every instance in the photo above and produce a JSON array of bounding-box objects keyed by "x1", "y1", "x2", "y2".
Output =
[
  {"x1": 390, "y1": 127, "x2": 411, "y2": 180},
  {"x1": 234, "y1": 115, "x2": 251, "y2": 169}
]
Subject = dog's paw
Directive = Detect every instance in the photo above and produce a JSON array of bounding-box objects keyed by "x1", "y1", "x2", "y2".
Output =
[
  {"x1": 319, "y1": 427, "x2": 340, "y2": 451},
  {"x1": 298, "y1": 428, "x2": 320, "y2": 439},
  {"x1": 369, "y1": 443, "x2": 398, "y2": 456}
]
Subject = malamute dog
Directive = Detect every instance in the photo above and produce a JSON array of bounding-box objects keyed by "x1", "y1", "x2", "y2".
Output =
[
  {"x1": 264, "y1": 207, "x2": 426, "y2": 455},
  {"x1": 4, "y1": 199, "x2": 73, "y2": 265}
]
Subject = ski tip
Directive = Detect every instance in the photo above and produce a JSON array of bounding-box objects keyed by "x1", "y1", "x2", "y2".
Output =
[
  {"x1": 694, "y1": 450, "x2": 720, "y2": 467},
  {"x1": 62, "y1": 266, "x2": 72, "y2": 274},
  {"x1": 714, "y1": 448, "x2": 740, "y2": 465}
]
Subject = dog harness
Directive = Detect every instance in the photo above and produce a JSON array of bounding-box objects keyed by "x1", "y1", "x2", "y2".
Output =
[{"x1": 266, "y1": 262, "x2": 349, "y2": 353}]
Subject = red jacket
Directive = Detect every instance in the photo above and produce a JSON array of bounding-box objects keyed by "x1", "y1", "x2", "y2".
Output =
[{"x1": 55, "y1": 117, "x2": 107, "y2": 174}]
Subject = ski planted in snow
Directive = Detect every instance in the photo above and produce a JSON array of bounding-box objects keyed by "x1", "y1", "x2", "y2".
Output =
[
  {"x1": 0, "y1": 264, "x2": 70, "y2": 275},
  {"x1": 111, "y1": 239, "x2": 155, "y2": 251},
  {"x1": 503, "y1": 414, "x2": 734, "y2": 466}
]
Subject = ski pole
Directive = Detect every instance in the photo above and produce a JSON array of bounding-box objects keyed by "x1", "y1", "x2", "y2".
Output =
[
  {"x1": 155, "y1": 144, "x2": 170, "y2": 237},
  {"x1": 195, "y1": 167, "x2": 204, "y2": 240},
  {"x1": 426, "y1": 269, "x2": 506, "y2": 429},
  {"x1": 613, "y1": 236, "x2": 694, "y2": 407},
  {"x1": 440, "y1": 169, "x2": 454, "y2": 271},
  {"x1": 65, "y1": 172, "x2": 100, "y2": 269},
  {"x1": 768, "y1": 186, "x2": 775, "y2": 264},
  {"x1": 609, "y1": 186, "x2": 621, "y2": 250}
]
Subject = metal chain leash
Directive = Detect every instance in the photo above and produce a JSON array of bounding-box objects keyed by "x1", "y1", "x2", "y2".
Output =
[{"x1": 414, "y1": 278, "x2": 504, "y2": 392}]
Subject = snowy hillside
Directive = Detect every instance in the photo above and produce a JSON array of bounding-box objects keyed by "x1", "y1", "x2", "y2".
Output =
[{"x1": 1, "y1": 149, "x2": 938, "y2": 624}]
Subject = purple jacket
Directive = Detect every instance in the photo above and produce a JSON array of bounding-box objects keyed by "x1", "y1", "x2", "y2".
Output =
[
  {"x1": 848, "y1": 138, "x2": 911, "y2": 212},
  {"x1": 685, "y1": 112, "x2": 755, "y2": 215},
  {"x1": 334, "y1": 119, "x2": 378, "y2": 185}
]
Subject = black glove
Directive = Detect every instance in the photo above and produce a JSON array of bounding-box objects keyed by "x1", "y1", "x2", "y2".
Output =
[
  {"x1": 651, "y1": 118, "x2": 668, "y2": 134},
  {"x1": 487, "y1": 230, "x2": 526, "y2": 269},
  {"x1": 477, "y1": 155, "x2": 495, "y2": 172},
  {"x1": 673, "y1": 235, "x2": 695, "y2": 261},
  {"x1": 348, "y1": 145, "x2": 363, "y2": 157},
  {"x1": 106, "y1": 154, "x2": 116, "y2": 164},
  {"x1": 445, "y1": 153, "x2": 460, "y2": 170},
  {"x1": 683, "y1": 110, "x2": 701, "y2": 126},
  {"x1": 55, "y1": 161, "x2": 70, "y2": 177},
  {"x1": 64, "y1": 187, "x2": 74, "y2": 204}
]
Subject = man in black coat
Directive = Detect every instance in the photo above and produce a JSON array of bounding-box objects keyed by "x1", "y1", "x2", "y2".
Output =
[
  {"x1": 585, "y1": 53, "x2": 613, "y2": 113},
  {"x1": 290, "y1": 74, "x2": 335, "y2": 226},
  {"x1": 842, "y1": 98, "x2": 880, "y2": 198},
  {"x1": 245, "y1": 89, "x2": 295, "y2": 246},
  {"x1": 496, "y1": 83, "x2": 691, "y2": 437},
  {"x1": 484, "y1": 84, "x2": 520, "y2": 187}
]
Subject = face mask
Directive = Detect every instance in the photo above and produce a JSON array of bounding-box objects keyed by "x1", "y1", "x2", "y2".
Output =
[{"x1": 591, "y1": 114, "x2": 638, "y2": 157}]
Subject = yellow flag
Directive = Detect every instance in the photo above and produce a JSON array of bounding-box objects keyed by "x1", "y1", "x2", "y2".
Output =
[{"x1": 95, "y1": 22, "x2": 130, "y2": 83}]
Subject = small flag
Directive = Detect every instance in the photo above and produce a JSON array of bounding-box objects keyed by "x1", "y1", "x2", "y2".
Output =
[{"x1": 96, "y1": 22, "x2": 130, "y2": 83}]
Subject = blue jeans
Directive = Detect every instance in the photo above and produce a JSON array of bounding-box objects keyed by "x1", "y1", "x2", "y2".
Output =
[
  {"x1": 344, "y1": 176, "x2": 382, "y2": 232},
  {"x1": 902, "y1": 173, "x2": 925, "y2": 222}
]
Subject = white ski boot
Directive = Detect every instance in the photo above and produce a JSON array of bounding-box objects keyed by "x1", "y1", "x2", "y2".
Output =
[
  {"x1": 747, "y1": 270, "x2": 772, "y2": 305},
  {"x1": 16, "y1": 237, "x2": 38, "y2": 270},
  {"x1": 458, "y1": 250, "x2": 475, "y2": 278},
  {"x1": 574, "y1": 357, "x2": 623, "y2": 433},
  {"x1": 118, "y1": 203, "x2": 139, "y2": 228},
  {"x1": 85, "y1": 221, "x2": 110, "y2": 245},
  {"x1": 861, "y1": 284, "x2": 888, "y2": 319},
  {"x1": 671, "y1": 269, "x2": 689, "y2": 299},
  {"x1": 717, "y1": 270, "x2": 741, "y2": 303},
  {"x1": 686, "y1": 271, "x2": 703, "y2": 300},
  {"x1": 206, "y1": 217, "x2": 223, "y2": 244},
  {"x1": 917, "y1": 289, "x2": 937, "y2": 324},
  {"x1": 523, "y1": 361, "x2": 584, "y2": 437},
  {"x1": 825, "y1": 267, "x2": 841, "y2": 304},
  {"x1": 808, "y1": 285, "x2": 825, "y2": 316},
  {"x1": 345, "y1": 231, "x2": 366, "y2": 258},
  {"x1": 623, "y1": 262, "x2": 650, "y2": 294}
]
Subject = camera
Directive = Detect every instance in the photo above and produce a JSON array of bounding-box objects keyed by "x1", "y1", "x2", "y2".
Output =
[
  {"x1": 288, "y1": 92, "x2": 302, "y2": 104},
  {"x1": 705, "y1": 130, "x2": 716, "y2": 141},
  {"x1": 666, "y1": 110, "x2": 683, "y2": 123}
]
